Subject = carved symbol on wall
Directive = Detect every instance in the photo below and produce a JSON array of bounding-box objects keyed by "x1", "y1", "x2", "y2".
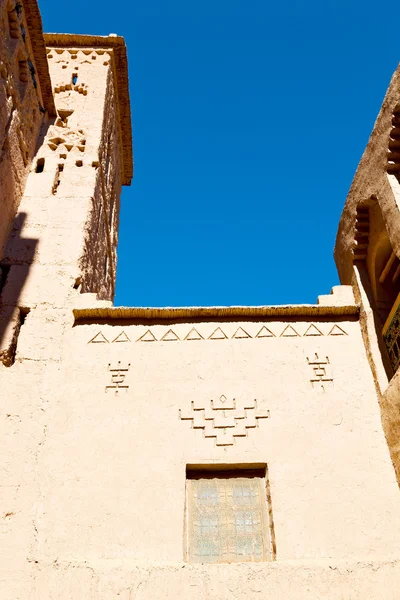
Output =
[
  {"x1": 208, "y1": 327, "x2": 228, "y2": 340},
  {"x1": 47, "y1": 130, "x2": 86, "y2": 153},
  {"x1": 232, "y1": 327, "x2": 252, "y2": 339},
  {"x1": 256, "y1": 326, "x2": 275, "y2": 338},
  {"x1": 185, "y1": 328, "x2": 204, "y2": 341},
  {"x1": 54, "y1": 82, "x2": 88, "y2": 96},
  {"x1": 304, "y1": 324, "x2": 323, "y2": 337},
  {"x1": 179, "y1": 395, "x2": 270, "y2": 446},
  {"x1": 306, "y1": 353, "x2": 333, "y2": 392},
  {"x1": 137, "y1": 330, "x2": 157, "y2": 342},
  {"x1": 105, "y1": 361, "x2": 130, "y2": 395},
  {"x1": 328, "y1": 325, "x2": 347, "y2": 336},
  {"x1": 280, "y1": 325, "x2": 300, "y2": 337},
  {"x1": 161, "y1": 329, "x2": 180, "y2": 342},
  {"x1": 112, "y1": 331, "x2": 130, "y2": 343},
  {"x1": 89, "y1": 331, "x2": 109, "y2": 343}
]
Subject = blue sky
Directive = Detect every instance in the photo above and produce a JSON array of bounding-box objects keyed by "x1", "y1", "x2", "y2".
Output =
[{"x1": 40, "y1": 0, "x2": 397, "y2": 307}]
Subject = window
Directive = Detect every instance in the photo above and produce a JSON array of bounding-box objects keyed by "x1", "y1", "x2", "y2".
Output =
[
  {"x1": 186, "y1": 468, "x2": 274, "y2": 564},
  {"x1": 35, "y1": 158, "x2": 45, "y2": 173}
]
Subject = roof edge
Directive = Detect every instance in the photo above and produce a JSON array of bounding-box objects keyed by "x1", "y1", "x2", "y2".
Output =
[
  {"x1": 73, "y1": 304, "x2": 360, "y2": 322},
  {"x1": 43, "y1": 33, "x2": 133, "y2": 185},
  {"x1": 24, "y1": 0, "x2": 56, "y2": 116}
]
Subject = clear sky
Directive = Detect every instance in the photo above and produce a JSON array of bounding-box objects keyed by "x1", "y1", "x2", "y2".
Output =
[{"x1": 40, "y1": 0, "x2": 398, "y2": 307}]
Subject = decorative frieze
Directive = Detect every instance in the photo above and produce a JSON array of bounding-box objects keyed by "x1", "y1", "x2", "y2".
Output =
[
  {"x1": 179, "y1": 395, "x2": 270, "y2": 447},
  {"x1": 87, "y1": 323, "x2": 348, "y2": 344}
]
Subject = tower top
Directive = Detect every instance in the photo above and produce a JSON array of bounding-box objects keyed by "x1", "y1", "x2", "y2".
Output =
[{"x1": 44, "y1": 33, "x2": 133, "y2": 185}]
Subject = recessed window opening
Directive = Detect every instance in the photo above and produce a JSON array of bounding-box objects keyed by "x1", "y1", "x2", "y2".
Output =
[
  {"x1": 52, "y1": 164, "x2": 64, "y2": 195},
  {"x1": 186, "y1": 467, "x2": 275, "y2": 564},
  {"x1": 18, "y1": 59, "x2": 29, "y2": 83},
  {"x1": 8, "y1": 8, "x2": 19, "y2": 39},
  {"x1": 35, "y1": 157, "x2": 45, "y2": 173},
  {"x1": 75, "y1": 160, "x2": 83, "y2": 167},
  {"x1": 0, "y1": 264, "x2": 11, "y2": 294},
  {"x1": 72, "y1": 73, "x2": 78, "y2": 85},
  {"x1": 3, "y1": 307, "x2": 30, "y2": 368}
]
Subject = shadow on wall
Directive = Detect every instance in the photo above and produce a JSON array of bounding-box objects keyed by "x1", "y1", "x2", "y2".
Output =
[{"x1": 0, "y1": 212, "x2": 38, "y2": 366}]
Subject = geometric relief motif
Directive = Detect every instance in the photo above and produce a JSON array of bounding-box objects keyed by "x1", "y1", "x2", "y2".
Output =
[
  {"x1": 137, "y1": 329, "x2": 157, "y2": 342},
  {"x1": 89, "y1": 331, "x2": 131, "y2": 343},
  {"x1": 89, "y1": 331, "x2": 109, "y2": 343},
  {"x1": 328, "y1": 324, "x2": 347, "y2": 336},
  {"x1": 161, "y1": 329, "x2": 180, "y2": 341},
  {"x1": 185, "y1": 328, "x2": 204, "y2": 341},
  {"x1": 112, "y1": 331, "x2": 130, "y2": 343},
  {"x1": 208, "y1": 327, "x2": 228, "y2": 340},
  {"x1": 306, "y1": 353, "x2": 333, "y2": 392},
  {"x1": 105, "y1": 361, "x2": 131, "y2": 395},
  {"x1": 304, "y1": 324, "x2": 323, "y2": 336},
  {"x1": 179, "y1": 395, "x2": 270, "y2": 446},
  {"x1": 280, "y1": 325, "x2": 300, "y2": 337},
  {"x1": 87, "y1": 324, "x2": 348, "y2": 344}
]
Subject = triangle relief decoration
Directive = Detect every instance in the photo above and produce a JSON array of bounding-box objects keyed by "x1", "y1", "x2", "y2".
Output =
[
  {"x1": 185, "y1": 328, "x2": 204, "y2": 341},
  {"x1": 256, "y1": 326, "x2": 275, "y2": 338},
  {"x1": 137, "y1": 329, "x2": 157, "y2": 342},
  {"x1": 328, "y1": 325, "x2": 347, "y2": 336},
  {"x1": 161, "y1": 329, "x2": 180, "y2": 342},
  {"x1": 208, "y1": 327, "x2": 228, "y2": 340},
  {"x1": 232, "y1": 327, "x2": 252, "y2": 339},
  {"x1": 280, "y1": 325, "x2": 300, "y2": 337},
  {"x1": 304, "y1": 324, "x2": 323, "y2": 337},
  {"x1": 88, "y1": 331, "x2": 109, "y2": 344},
  {"x1": 112, "y1": 331, "x2": 131, "y2": 343}
]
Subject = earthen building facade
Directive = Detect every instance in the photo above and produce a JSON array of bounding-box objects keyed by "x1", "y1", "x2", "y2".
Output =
[{"x1": 2, "y1": 1, "x2": 400, "y2": 598}]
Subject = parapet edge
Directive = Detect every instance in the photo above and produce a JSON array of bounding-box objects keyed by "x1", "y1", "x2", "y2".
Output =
[{"x1": 73, "y1": 304, "x2": 360, "y2": 323}]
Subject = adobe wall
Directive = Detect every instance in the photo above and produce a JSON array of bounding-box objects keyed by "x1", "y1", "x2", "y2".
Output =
[
  {"x1": 0, "y1": 41, "x2": 126, "y2": 370},
  {"x1": 2, "y1": 287, "x2": 400, "y2": 598},
  {"x1": 334, "y1": 65, "x2": 400, "y2": 483},
  {"x1": 2, "y1": 44, "x2": 122, "y2": 304},
  {"x1": 0, "y1": 0, "x2": 53, "y2": 257}
]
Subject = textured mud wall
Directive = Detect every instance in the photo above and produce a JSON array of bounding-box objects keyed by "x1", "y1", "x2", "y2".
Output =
[
  {"x1": 2, "y1": 293, "x2": 400, "y2": 598},
  {"x1": 0, "y1": 0, "x2": 48, "y2": 256},
  {"x1": 334, "y1": 66, "x2": 400, "y2": 482},
  {"x1": 0, "y1": 44, "x2": 123, "y2": 367},
  {"x1": 334, "y1": 67, "x2": 400, "y2": 285},
  {"x1": 43, "y1": 45, "x2": 119, "y2": 301},
  {"x1": 79, "y1": 64, "x2": 122, "y2": 300}
]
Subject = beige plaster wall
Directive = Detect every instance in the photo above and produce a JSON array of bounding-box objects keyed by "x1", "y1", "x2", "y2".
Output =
[
  {"x1": 0, "y1": 0, "x2": 48, "y2": 257},
  {"x1": 2, "y1": 299, "x2": 400, "y2": 597},
  {"x1": 0, "y1": 43, "x2": 125, "y2": 367},
  {"x1": 46, "y1": 316, "x2": 400, "y2": 564}
]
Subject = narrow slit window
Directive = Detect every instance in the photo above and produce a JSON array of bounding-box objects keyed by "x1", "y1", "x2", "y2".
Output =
[
  {"x1": 35, "y1": 158, "x2": 45, "y2": 173},
  {"x1": 186, "y1": 468, "x2": 274, "y2": 564}
]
